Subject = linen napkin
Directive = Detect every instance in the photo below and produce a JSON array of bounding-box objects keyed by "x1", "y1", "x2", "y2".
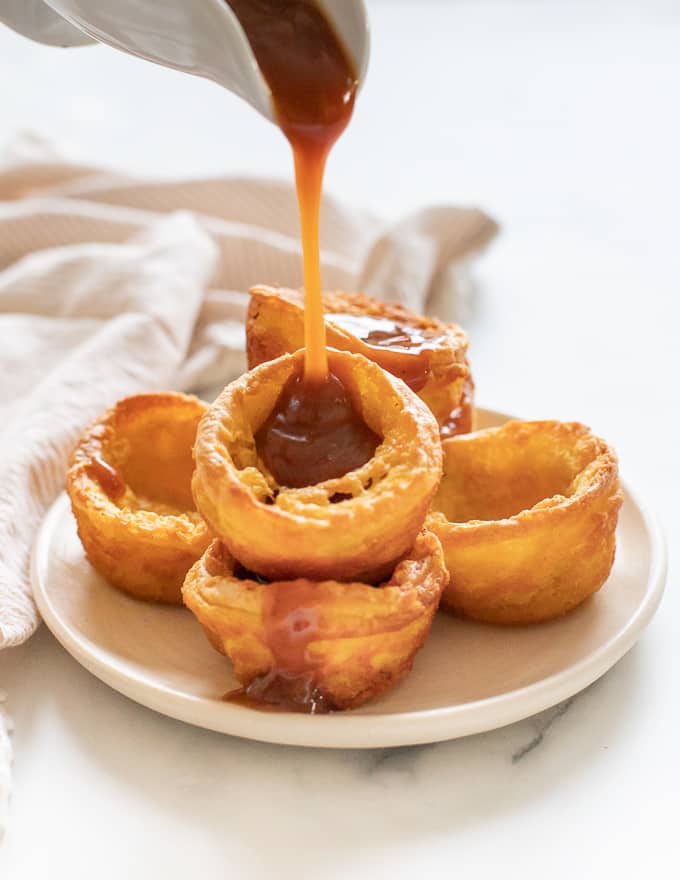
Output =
[{"x1": 0, "y1": 136, "x2": 497, "y2": 821}]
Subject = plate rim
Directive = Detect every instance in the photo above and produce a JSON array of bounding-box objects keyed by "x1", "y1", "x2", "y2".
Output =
[{"x1": 31, "y1": 408, "x2": 668, "y2": 749}]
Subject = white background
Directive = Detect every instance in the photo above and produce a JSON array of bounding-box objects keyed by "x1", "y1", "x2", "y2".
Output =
[{"x1": 1, "y1": 1, "x2": 678, "y2": 877}]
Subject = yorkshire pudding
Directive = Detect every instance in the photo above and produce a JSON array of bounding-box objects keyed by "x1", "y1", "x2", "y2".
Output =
[
  {"x1": 67, "y1": 393, "x2": 211, "y2": 603},
  {"x1": 182, "y1": 530, "x2": 448, "y2": 711},
  {"x1": 246, "y1": 285, "x2": 472, "y2": 433},
  {"x1": 192, "y1": 348, "x2": 443, "y2": 583},
  {"x1": 427, "y1": 420, "x2": 623, "y2": 624}
]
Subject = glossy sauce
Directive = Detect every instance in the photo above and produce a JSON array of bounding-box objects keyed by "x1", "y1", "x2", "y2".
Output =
[
  {"x1": 87, "y1": 453, "x2": 125, "y2": 501},
  {"x1": 226, "y1": 580, "x2": 333, "y2": 713},
  {"x1": 328, "y1": 313, "x2": 444, "y2": 392},
  {"x1": 440, "y1": 378, "x2": 475, "y2": 437},
  {"x1": 256, "y1": 369, "x2": 379, "y2": 488}
]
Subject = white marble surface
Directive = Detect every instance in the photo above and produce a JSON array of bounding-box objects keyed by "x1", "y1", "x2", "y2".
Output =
[{"x1": 0, "y1": 0, "x2": 678, "y2": 877}]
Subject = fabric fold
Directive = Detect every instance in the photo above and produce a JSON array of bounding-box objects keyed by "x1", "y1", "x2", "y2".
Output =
[{"x1": 0, "y1": 212, "x2": 218, "y2": 647}]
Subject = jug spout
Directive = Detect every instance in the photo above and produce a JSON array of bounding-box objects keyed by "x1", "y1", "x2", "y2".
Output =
[{"x1": 23, "y1": 0, "x2": 370, "y2": 124}]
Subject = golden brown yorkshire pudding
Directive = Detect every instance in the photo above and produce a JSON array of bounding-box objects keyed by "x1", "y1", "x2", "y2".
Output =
[
  {"x1": 182, "y1": 531, "x2": 448, "y2": 711},
  {"x1": 67, "y1": 393, "x2": 211, "y2": 604},
  {"x1": 246, "y1": 285, "x2": 472, "y2": 433},
  {"x1": 192, "y1": 348, "x2": 443, "y2": 584},
  {"x1": 427, "y1": 421, "x2": 623, "y2": 624}
]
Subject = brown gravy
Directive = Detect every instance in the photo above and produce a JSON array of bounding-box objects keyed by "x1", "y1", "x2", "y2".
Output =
[
  {"x1": 256, "y1": 368, "x2": 379, "y2": 488},
  {"x1": 225, "y1": 580, "x2": 333, "y2": 713},
  {"x1": 87, "y1": 454, "x2": 125, "y2": 501},
  {"x1": 328, "y1": 313, "x2": 444, "y2": 392},
  {"x1": 440, "y1": 379, "x2": 474, "y2": 437}
]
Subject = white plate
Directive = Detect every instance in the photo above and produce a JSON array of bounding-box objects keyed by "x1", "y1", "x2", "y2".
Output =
[{"x1": 31, "y1": 409, "x2": 667, "y2": 749}]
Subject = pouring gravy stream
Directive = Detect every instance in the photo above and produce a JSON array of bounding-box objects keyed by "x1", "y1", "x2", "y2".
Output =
[
  {"x1": 226, "y1": 0, "x2": 379, "y2": 489},
  {"x1": 223, "y1": 1, "x2": 422, "y2": 712}
]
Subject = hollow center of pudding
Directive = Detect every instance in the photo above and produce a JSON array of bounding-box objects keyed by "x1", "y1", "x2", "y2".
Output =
[
  {"x1": 328, "y1": 313, "x2": 444, "y2": 391},
  {"x1": 434, "y1": 437, "x2": 583, "y2": 522},
  {"x1": 255, "y1": 369, "x2": 380, "y2": 489},
  {"x1": 117, "y1": 415, "x2": 198, "y2": 512}
]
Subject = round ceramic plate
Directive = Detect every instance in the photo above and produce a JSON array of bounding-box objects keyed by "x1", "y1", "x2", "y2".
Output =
[{"x1": 32, "y1": 408, "x2": 666, "y2": 749}]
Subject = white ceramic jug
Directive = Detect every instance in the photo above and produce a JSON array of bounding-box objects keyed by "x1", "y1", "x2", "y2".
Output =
[{"x1": 1, "y1": 0, "x2": 370, "y2": 122}]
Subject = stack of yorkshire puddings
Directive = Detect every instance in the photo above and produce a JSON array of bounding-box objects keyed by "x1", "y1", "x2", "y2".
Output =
[{"x1": 67, "y1": 287, "x2": 623, "y2": 712}]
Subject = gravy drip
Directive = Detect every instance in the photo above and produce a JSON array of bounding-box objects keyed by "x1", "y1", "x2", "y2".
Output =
[
  {"x1": 329, "y1": 313, "x2": 445, "y2": 392},
  {"x1": 225, "y1": 580, "x2": 333, "y2": 714},
  {"x1": 256, "y1": 369, "x2": 379, "y2": 488},
  {"x1": 87, "y1": 454, "x2": 125, "y2": 501},
  {"x1": 439, "y1": 378, "x2": 474, "y2": 437}
]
